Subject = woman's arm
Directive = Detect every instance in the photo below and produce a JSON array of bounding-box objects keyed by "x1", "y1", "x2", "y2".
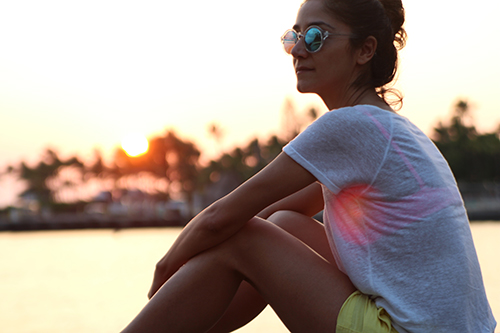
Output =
[
  {"x1": 257, "y1": 182, "x2": 323, "y2": 219},
  {"x1": 148, "y1": 152, "x2": 317, "y2": 298}
]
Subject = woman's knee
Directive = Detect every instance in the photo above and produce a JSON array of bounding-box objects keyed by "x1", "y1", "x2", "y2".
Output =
[
  {"x1": 267, "y1": 210, "x2": 295, "y2": 223},
  {"x1": 267, "y1": 210, "x2": 314, "y2": 235}
]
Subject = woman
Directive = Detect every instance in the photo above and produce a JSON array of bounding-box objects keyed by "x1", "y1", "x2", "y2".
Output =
[{"x1": 122, "y1": 0, "x2": 496, "y2": 331}]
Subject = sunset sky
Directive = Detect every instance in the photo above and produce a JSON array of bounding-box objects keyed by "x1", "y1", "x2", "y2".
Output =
[{"x1": 1, "y1": 0, "x2": 499, "y2": 207}]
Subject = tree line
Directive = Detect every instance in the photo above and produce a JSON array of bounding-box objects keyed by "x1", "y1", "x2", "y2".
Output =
[
  {"x1": 2, "y1": 99, "x2": 499, "y2": 215},
  {"x1": 432, "y1": 100, "x2": 500, "y2": 182}
]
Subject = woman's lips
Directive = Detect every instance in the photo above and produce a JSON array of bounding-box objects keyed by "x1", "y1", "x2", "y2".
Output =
[{"x1": 295, "y1": 66, "x2": 314, "y2": 74}]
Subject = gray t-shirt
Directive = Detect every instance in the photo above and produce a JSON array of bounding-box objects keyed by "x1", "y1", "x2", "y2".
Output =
[{"x1": 283, "y1": 105, "x2": 496, "y2": 332}]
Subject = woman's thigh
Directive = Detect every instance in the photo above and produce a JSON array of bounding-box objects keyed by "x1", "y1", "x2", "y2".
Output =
[{"x1": 217, "y1": 217, "x2": 356, "y2": 332}]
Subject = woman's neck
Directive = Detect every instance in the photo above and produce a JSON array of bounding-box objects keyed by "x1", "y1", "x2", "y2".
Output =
[{"x1": 321, "y1": 88, "x2": 393, "y2": 112}]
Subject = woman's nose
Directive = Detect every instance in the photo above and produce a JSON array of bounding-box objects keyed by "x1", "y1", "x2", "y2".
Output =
[{"x1": 291, "y1": 38, "x2": 308, "y2": 58}]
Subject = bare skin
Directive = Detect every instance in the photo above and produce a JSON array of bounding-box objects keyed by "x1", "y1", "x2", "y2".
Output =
[
  {"x1": 122, "y1": 154, "x2": 356, "y2": 333},
  {"x1": 124, "y1": 216, "x2": 355, "y2": 332},
  {"x1": 207, "y1": 208, "x2": 342, "y2": 332}
]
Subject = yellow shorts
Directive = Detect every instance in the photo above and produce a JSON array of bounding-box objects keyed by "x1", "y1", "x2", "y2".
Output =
[{"x1": 337, "y1": 291, "x2": 398, "y2": 333}]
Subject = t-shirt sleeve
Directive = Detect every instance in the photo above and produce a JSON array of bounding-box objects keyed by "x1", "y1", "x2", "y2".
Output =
[{"x1": 283, "y1": 107, "x2": 391, "y2": 194}]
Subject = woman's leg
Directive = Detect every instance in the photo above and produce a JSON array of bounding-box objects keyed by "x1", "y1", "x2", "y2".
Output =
[
  {"x1": 121, "y1": 216, "x2": 355, "y2": 333},
  {"x1": 207, "y1": 210, "x2": 338, "y2": 332},
  {"x1": 206, "y1": 281, "x2": 267, "y2": 333}
]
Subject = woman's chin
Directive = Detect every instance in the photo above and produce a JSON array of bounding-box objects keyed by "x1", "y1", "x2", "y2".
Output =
[{"x1": 296, "y1": 82, "x2": 315, "y2": 94}]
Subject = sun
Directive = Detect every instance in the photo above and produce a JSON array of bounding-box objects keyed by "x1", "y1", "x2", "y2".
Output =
[{"x1": 121, "y1": 133, "x2": 149, "y2": 157}]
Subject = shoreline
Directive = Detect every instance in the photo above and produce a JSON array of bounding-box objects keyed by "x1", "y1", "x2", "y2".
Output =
[
  {"x1": 0, "y1": 214, "x2": 498, "y2": 232},
  {"x1": 0, "y1": 216, "x2": 186, "y2": 232}
]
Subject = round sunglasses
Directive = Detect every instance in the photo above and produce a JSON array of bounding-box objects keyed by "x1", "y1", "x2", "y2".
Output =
[{"x1": 281, "y1": 25, "x2": 353, "y2": 54}]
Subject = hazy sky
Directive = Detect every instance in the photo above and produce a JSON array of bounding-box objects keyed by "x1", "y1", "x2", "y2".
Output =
[{"x1": 1, "y1": 0, "x2": 499, "y2": 206}]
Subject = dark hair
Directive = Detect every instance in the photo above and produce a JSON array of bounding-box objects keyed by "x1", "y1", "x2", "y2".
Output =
[{"x1": 314, "y1": 0, "x2": 407, "y2": 108}]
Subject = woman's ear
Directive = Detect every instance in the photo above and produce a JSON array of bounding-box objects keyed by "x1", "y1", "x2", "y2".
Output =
[{"x1": 356, "y1": 36, "x2": 377, "y2": 65}]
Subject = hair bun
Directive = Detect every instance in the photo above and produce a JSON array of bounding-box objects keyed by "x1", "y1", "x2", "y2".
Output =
[{"x1": 378, "y1": 0, "x2": 407, "y2": 50}]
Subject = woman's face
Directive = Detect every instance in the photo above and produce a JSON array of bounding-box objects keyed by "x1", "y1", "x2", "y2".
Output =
[{"x1": 291, "y1": 0, "x2": 360, "y2": 106}]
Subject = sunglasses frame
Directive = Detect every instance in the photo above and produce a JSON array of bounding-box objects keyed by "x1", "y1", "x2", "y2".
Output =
[{"x1": 281, "y1": 25, "x2": 354, "y2": 54}]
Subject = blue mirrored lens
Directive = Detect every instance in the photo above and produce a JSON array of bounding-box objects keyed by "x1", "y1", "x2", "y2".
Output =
[{"x1": 304, "y1": 27, "x2": 322, "y2": 52}]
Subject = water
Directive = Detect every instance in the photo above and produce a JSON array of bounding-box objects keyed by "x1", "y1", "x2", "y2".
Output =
[{"x1": 0, "y1": 223, "x2": 498, "y2": 333}]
